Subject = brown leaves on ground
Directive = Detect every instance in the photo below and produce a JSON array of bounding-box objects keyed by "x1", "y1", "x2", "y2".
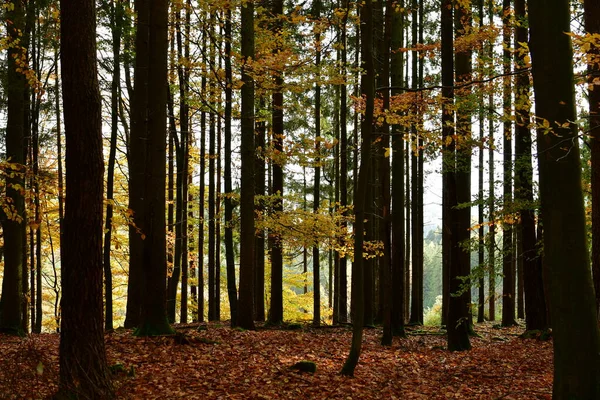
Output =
[{"x1": 0, "y1": 322, "x2": 552, "y2": 399}]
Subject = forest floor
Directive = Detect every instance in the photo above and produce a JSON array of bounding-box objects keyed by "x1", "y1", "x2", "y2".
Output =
[{"x1": 0, "y1": 321, "x2": 552, "y2": 399}]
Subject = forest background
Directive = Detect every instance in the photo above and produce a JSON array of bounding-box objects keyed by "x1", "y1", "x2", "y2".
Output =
[{"x1": 0, "y1": 0, "x2": 600, "y2": 397}]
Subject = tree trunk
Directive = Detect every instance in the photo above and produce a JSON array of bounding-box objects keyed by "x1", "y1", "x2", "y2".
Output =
[
  {"x1": 341, "y1": 0, "x2": 373, "y2": 376},
  {"x1": 501, "y1": 0, "x2": 516, "y2": 327},
  {"x1": 444, "y1": 0, "x2": 471, "y2": 351},
  {"x1": 267, "y1": 0, "x2": 284, "y2": 326},
  {"x1": 514, "y1": 0, "x2": 547, "y2": 331},
  {"x1": 528, "y1": 0, "x2": 600, "y2": 394},
  {"x1": 312, "y1": 0, "x2": 322, "y2": 327},
  {"x1": 57, "y1": 0, "x2": 113, "y2": 393},
  {"x1": 338, "y1": 0, "x2": 349, "y2": 324},
  {"x1": 585, "y1": 0, "x2": 600, "y2": 322},
  {"x1": 0, "y1": 0, "x2": 25, "y2": 335},
  {"x1": 487, "y1": 0, "x2": 496, "y2": 322},
  {"x1": 224, "y1": 6, "x2": 239, "y2": 326},
  {"x1": 391, "y1": 0, "x2": 407, "y2": 338},
  {"x1": 103, "y1": 0, "x2": 123, "y2": 332},
  {"x1": 237, "y1": 0, "x2": 256, "y2": 330},
  {"x1": 134, "y1": 0, "x2": 173, "y2": 336}
]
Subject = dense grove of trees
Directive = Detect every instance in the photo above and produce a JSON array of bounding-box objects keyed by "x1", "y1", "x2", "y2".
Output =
[{"x1": 0, "y1": 0, "x2": 599, "y2": 396}]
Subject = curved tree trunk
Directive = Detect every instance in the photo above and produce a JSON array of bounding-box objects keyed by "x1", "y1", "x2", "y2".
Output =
[{"x1": 341, "y1": 0, "x2": 373, "y2": 376}]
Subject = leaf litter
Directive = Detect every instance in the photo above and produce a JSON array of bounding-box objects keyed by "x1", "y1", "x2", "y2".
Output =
[{"x1": 0, "y1": 322, "x2": 552, "y2": 399}]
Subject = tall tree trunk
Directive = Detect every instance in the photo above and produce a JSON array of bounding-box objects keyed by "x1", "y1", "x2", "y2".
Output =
[
  {"x1": 103, "y1": 0, "x2": 123, "y2": 332},
  {"x1": 0, "y1": 0, "x2": 26, "y2": 335},
  {"x1": 528, "y1": 0, "x2": 600, "y2": 395},
  {"x1": 338, "y1": 0, "x2": 349, "y2": 324},
  {"x1": 224, "y1": 6, "x2": 239, "y2": 326},
  {"x1": 58, "y1": 0, "x2": 113, "y2": 393},
  {"x1": 124, "y1": 0, "x2": 149, "y2": 330},
  {"x1": 238, "y1": 0, "x2": 256, "y2": 330},
  {"x1": 254, "y1": 97, "x2": 266, "y2": 322},
  {"x1": 312, "y1": 0, "x2": 322, "y2": 327},
  {"x1": 409, "y1": 0, "x2": 423, "y2": 325},
  {"x1": 134, "y1": 0, "x2": 173, "y2": 336},
  {"x1": 341, "y1": 0, "x2": 373, "y2": 376},
  {"x1": 380, "y1": 0, "x2": 393, "y2": 346},
  {"x1": 514, "y1": 0, "x2": 547, "y2": 331},
  {"x1": 487, "y1": 0, "x2": 496, "y2": 322},
  {"x1": 444, "y1": 0, "x2": 471, "y2": 351},
  {"x1": 267, "y1": 0, "x2": 284, "y2": 326},
  {"x1": 585, "y1": 0, "x2": 600, "y2": 321},
  {"x1": 455, "y1": 0, "x2": 473, "y2": 332},
  {"x1": 391, "y1": 0, "x2": 407, "y2": 338},
  {"x1": 477, "y1": 0, "x2": 485, "y2": 324},
  {"x1": 208, "y1": 11, "x2": 217, "y2": 322},
  {"x1": 501, "y1": 0, "x2": 516, "y2": 327}
]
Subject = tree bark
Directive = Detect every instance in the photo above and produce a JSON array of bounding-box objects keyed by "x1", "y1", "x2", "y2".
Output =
[
  {"x1": 501, "y1": 0, "x2": 516, "y2": 327},
  {"x1": 57, "y1": 0, "x2": 113, "y2": 394},
  {"x1": 341, "y1": 0, "x2": 373, "y2": 376},
  {"x1": 238, "y1": 0, "x2": 256, "y2": 330},
  {"x1": 0, "y1": 0, "x2": 26, "y2": 335},
  {"x1": 528, "y1": 0, "x2": 600, "y2": 395}
]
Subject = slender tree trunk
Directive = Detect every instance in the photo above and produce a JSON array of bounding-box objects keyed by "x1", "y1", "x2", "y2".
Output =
[
  {"x1": 501, "y1": 0, "x2": 516, "y2": 327},
  {"x1": 514, "y1": 0, "x2": 547, "y2": 331},
  {"x1": 103, "y1": 0, "x2": 123, "y2": 332},
  {"x1": 391, "y1": 0, "x2": 407, "y2": 338},
  {"x1": 380, "y1": 0, "x2": 393, "y2": 346},
  {"x1": 487, "y1": 0, "x2": 496, "y2": 322},
  {"x1": 455, "y1": 0, "x2": 473, "y2": 332},
  {"x1": 312, "y1": 0, "x2": 322, "y2": 327},
  {"x1": 585, "y1": 0, "x2": 600, "y2": 321},
  {"x1": 267, "y1": 0, "x2": 284, "y2": 326},
  {"x1": 341, "y1": 0, "x2": 373, "y2": 376},
  {"x1": 237, "y1": 0, "x2": 256, "y2": 330},
  {"x1": 477, "y1": 0, "x2": 485, "y2": 324},
  {"x1": 224, "y1": 6, "x2": 239, "y2": 326},
  {"x1": 338, "y1": 0, "x2": 349, "y2": 324},
  {"x1": 254, "y1": 97, "x2": 266, "y2": 322}
]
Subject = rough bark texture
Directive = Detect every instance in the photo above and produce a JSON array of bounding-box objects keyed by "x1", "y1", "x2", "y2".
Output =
[
  {"x1": 0, "y1": 0, "x2": 25, "y2": 335},
  {"x1": 390, "y1": 1, "x2": 406, "y2": 337},
  {"x1": 267, "y1": 0, "x2": 284, "y2": 326},
  {"x1": 514, "y1": 0, "x2": 547, "y2": 331},
  {"x1": 501, "y1": 0, "x2": 516, "y2": 327},
  {"x1": 528, "y1": 0, "x2": 600, "y2": 395},
  {"x1": 443, "y1": 0, "x2": 471, "y2": 351},
  {"x1": 57, "y1": 0, "x2": 113, "y2": 395},
  {"x1": 124, "y1": 0, "x2": 149, "y2": 330},
  {"x1": 341, "y1": 0, "x2": 373, "y2": 376},
  {"x1": 134, "y1": 0, "x2": 173, "y2": 336},
  {"x1": 238, "y1": 0, "x2": 256, "y2": 331}
]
